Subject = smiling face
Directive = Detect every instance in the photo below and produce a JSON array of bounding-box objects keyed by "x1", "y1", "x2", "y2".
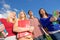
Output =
[
  {"x1": 40, "y1": 9, "x2": 45, "y2": 15},
  {"x1": 20, "y1": 12, "x2": 25, "y2": 18},
  {"x1": 9, "y1": 12, "x2": 16, "y2": 19},
  {"x1": 19, "y1": 11, "x2": 26, "y2": 19},
  {"x1": 7, "y1": 11, "x2": 16, "y2": 23},
  {"x1": 28, "y1": 11, "x2": 33, "y2": 16}
]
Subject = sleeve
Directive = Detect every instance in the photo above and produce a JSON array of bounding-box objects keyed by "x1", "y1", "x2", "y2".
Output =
[
  {"x1": 0, "y1": 18, "x2": 6, "y2": 23},
  {"x1": 40, "y1": 19, "x2": 46, "y2": 28},
  {"x1": 0, "y1": 18, "x2": 2, "y2": 22}
]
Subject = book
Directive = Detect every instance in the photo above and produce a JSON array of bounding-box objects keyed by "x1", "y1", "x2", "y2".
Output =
[
  {"x1": 0, "y1": 22, "x2": 8, "y2": 37},
  {"x1": 53, "y1": 11, "x2": 59, "y2": 25}
]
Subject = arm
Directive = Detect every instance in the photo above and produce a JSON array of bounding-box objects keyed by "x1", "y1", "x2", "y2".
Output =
[
  {"x1": 0, "y1": 19, "x2": 5, "y2": 32},
  {"x1": 50, "y1": 17, "x2": 57, "y2": 22},
  {"x1": 0, "y1": 24, "x2": 5, "y2": 32},
  {"x1": 29, "y1": 26, "x2": 34, "y2": 32},
  {"x1": 13, "y1": 19, "x2": 30, "y2": 32}
]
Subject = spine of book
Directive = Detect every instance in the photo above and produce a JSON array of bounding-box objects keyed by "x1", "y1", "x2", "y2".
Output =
[{"x1": 0, "y1": 22, "x2": 8, "y2": 37}]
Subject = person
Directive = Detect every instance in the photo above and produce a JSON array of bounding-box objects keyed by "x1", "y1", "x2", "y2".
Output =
[
  {"x1": 13, "y1": 11, "x2": 34, "y2": 40},
  {"x1": 0, "y1": 11, "x2": 17, "y2": 40},
  {"x1": 28, "y1": 10, "x2": 46, "y2": 40},
  {"x1": 39, "y1": 8, "x2": 60, "y2": 40}
]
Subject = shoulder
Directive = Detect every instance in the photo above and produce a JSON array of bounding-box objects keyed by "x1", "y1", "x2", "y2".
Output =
[
  {"x1": 48, "y1": 14, "x2": 52, "y2": 17},
  {"x1": 0, "y1": 18, "x2": 7, "y2": 22}
]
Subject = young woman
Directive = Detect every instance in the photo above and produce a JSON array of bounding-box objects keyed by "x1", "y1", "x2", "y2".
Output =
[
  {"x1": 0, "y1": 11, "x2": 17, "y2": 40},
  {"x1": 28, "y1": 10, "x2": 46, "y2": 40},
  {"x1": 39, "y1": 8, "x2": 60, "y2": 40},
  {"x1": 13, "y1": 11, "x2": 34, "y2": 40}
]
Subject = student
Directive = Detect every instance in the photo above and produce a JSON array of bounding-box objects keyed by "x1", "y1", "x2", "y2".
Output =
[
  {"x1": 28, "y1": 10, "x2": 46, "y2": 40},
  {"x1": 39, "y1": 8, "x2": 60, "y2": 40},
  {"x1": 13, "y1": 11, "x2": 34, "y2": 40},
  {"x1": 0, "y1": 11, "x2": 17, "y2": 40}
]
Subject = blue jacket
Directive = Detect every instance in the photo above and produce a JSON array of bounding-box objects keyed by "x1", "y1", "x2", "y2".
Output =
[{"x1": 40, "y1": 15, "x2": 60, "y2": 32}]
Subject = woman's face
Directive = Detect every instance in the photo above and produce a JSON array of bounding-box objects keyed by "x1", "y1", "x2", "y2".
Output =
[
  {"x1": 20, "y1": 12, "x2": 25, "y2": 18},
  {"x1": 9, "y1": 12, "x2": 16, "y2": 19},
  {"x1": 40, "y1": 9, "x2": 45, "y2": 15},
  {"x1": 29, "y1": 11, "x2": 33, "y2": 16}
]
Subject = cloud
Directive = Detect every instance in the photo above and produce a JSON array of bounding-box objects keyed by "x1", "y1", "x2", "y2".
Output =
[
  {"x1": 14, "y1": 8, "x2": 19, "y2": 12},
  {"x1": 0, "y1": 14, "x2": 3, "y2": 18},
  {"x1": 3, "y1": 4, "x2": 10, "y2": 9},
  {"x1": 0, "y1": 9, "x2": 11, "y2": 18},
  {"x1": 0, "y1": 0, "x2": 18, "y2": 18},
  {"x1": 0, "y1": 13, "x2": 8, "y2": 18}
]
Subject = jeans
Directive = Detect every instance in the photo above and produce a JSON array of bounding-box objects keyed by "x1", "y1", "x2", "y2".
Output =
[
  {"x1": 50, "y1": 32, "x2": 60, "y2": 40},
  {"x1": 34, "y1": 34, "x2": 47, "y2": 40}
]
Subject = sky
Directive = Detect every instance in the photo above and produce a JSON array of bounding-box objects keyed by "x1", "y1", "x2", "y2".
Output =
[{"x1": 0, "y1": 0, "x2": 60, "y2": 18}]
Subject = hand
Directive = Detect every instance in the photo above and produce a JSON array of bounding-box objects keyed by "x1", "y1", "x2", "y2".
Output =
[
  {"x1": 29, "y1": 26, "x2": 34, "y2": 32},
  {"x1": 50, "y1": 17, "x2": 57, "y2": 22},
  {"x1": 0, "y1": 24, "x2": 5, "y2": 32}
]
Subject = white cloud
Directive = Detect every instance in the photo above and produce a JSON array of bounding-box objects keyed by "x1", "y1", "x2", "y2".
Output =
[
  {"x1": 0, "y1": 14, "x2": 6, "y2": 18},
  {"x1": 14, "y1": 8, "x2": 19, "y2": 12},
  {"x1": 0, "y1": 14, "x2": 3, "y2": 18},
  {"x1": 0, "y1": 0, "x2": 18, "y2": 18},
  {"x1": 3, "y1": 4, "x2": 10, "y2": 9}
]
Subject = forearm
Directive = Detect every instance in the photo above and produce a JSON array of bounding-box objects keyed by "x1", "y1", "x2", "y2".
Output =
[
  {"x1": 13, "y1": 27, "x2": 29, "y2": 32},
  {"x1": 29, "y1": 26, "x2": 34, "y2": 32},
  {"x1": 0, "y1": 27, "x2": 4, "y2": 32}
]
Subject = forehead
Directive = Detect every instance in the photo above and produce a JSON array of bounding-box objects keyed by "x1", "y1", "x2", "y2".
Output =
[
  {"x1": 29, "y1": 11, "x2": 32, "y2": 13},
  {"x1": 20, "y1": 11, "x2": 25, "y2": 14},
  {"x1": 9, "y1": 12, "x2": 16, "y2": 15}
]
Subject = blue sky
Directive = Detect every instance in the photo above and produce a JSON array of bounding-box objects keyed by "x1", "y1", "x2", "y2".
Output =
[{"x1": 0, "y1": 0, "x2": 60, "y2": 18}]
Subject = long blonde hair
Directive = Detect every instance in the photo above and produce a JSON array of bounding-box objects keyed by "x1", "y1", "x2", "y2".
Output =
[
  {"x1": 7, "y1": 11, "x2": 17, "y2": 23},
  {"x1": 18, "y1": 11, "x2": 27, "y2": 20}
]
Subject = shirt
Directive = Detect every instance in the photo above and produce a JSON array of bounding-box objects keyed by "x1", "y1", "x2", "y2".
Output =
[
  {"x1": 0, "y1": 18, "x2": 16, "y2": 37},
  {"x1": 40, "y1": 15, "x2": 60, "y2": 33},
  {"x1": 17, "y1": 20, "x2": 32, "y2": 38},
  {"x1": 29, "y1": 18, "x2": 43, "y2": 38}
]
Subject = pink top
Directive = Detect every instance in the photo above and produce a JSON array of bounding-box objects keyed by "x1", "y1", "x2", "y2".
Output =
[
  {"x1": 29, "y1": 18, "x2": 43, "y2": 38},
  {"x1": 17, "y1": 20, "x2": 32, "y2": 38},
  {"x1": 0, "y1": 18, "x2": 16, "y2": 37}
]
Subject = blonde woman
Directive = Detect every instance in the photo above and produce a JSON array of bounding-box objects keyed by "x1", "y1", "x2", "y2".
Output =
[
  {"x1": 0, "y1": 11, "x2": 17, "y2": 40},
  {"x1": 13, "y1": 11, "x2": 34, "y2": 40}
]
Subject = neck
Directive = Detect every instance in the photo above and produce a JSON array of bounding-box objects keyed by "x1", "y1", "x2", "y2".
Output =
[
  {"x1": 30, "y1": 15, "x2": 34, "y2": 19},
  {"x1": 43, "y1": 14, "x2": 48, "y2": 18},
  {"x1": 21, "y1": 18, "x2": 25, "y2": 20}
]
